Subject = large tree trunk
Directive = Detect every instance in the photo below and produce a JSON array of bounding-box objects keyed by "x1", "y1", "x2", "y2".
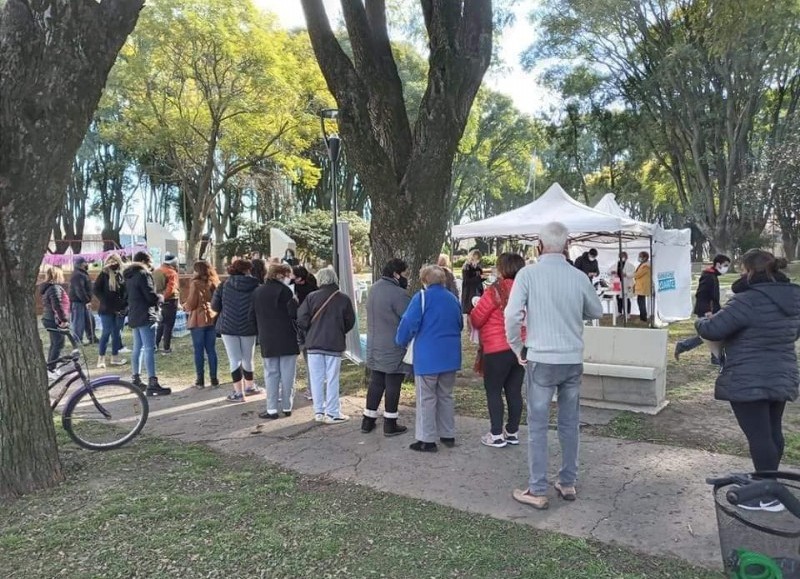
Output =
[
  {"x1": 0, "y1": 0, "x2": 143, "y2": 499},
  {"x1": 301, "y1": 0, "x2": 492, "y2": 284}
]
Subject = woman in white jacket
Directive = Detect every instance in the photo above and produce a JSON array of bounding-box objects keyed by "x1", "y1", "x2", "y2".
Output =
[{"x1": 610, "y1": 252, "x2": 635, "y2": 318}]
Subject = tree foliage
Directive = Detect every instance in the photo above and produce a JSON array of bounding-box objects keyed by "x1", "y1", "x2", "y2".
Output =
[
  {"x1": 530, "y1": 0, "x2": 800, "y2": 253},
  {"x1": 106, "y1": 0, "x2": 329, "y2": 260}
]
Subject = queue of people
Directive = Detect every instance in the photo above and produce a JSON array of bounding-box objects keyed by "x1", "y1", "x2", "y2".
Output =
[{"x1": 38, "y1": 231, "x2": 800, "y2": 515}]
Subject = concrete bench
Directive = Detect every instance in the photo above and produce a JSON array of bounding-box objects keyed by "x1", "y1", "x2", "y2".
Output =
[{"x1": 580, "y1": 326, "x2": 669, "y2": 414}]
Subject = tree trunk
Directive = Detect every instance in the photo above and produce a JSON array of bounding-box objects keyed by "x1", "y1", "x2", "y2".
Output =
[
  {"x1": 301, "y1": 0, "x2": 492, "y2": 286},
  {"x1": 0, "y1": 0, "x2": 144, "y2": 498},
  {"x1": 0, "y1": 272, "x2": 63, "y2": 498},
  {"x1": 783, "y1": 230, "x2": 798, "y2": 262}
]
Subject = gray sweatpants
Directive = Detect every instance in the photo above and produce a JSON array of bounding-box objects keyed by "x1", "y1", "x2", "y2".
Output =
[
  {"x1": 414, "y1": 372, "x2": 456, "y2": 443},
  {"x1": 263, "y1": 355, "x2": 297, "y2": 413}
]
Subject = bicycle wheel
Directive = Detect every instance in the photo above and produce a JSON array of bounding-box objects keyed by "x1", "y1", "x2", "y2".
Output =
[{"x1": 62, "y1": 380, "x2": 149, "y2": 451}]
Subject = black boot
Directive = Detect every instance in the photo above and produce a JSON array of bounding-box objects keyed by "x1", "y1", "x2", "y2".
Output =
[
  {"x1": 194, "y1": 375, "x2": 205, "y2": 389},
  {"x1": 383, "y1": 417, "x2": 408, "y2": 437},
  {"x1": 146, "y1": 376, "x2": 172, "y2": 397},
  {"x1": 210, "y1": 376, "x2": 220, "y2": 387},
  {"x1": 361, "y1": 416, "x2": 377, "y2": 434},
  {"x1": 131, "y1": 374, "x2": 144, "y2": 390}
]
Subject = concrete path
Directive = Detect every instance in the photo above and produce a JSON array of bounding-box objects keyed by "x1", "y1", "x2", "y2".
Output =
[{"x1": 142, "y1": 385, "x2": 751, "y2": 569}]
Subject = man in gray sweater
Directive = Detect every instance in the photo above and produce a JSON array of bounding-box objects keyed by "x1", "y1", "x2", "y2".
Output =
[{"x1": 505, "y1": 221, "x2": 603, "y2": 510}]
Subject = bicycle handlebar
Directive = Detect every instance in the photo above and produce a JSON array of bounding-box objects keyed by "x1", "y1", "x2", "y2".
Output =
[
  {"x1": 727, "y1": 480, "x2": 800, "y2": 519},
  {"x1": 46, "y1": 327, "x2": 79, "y2": 347}
]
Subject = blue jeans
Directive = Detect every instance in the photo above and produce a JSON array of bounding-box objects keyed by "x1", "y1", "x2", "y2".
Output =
[
  {"x1": 98, "y1": 314, "x2": 124, "y2": 356},
  {"x1": 132, "y1": 323, "x2": 157, "y2": 378},
  {"x1": 70, "y1": 302, "x2": 90, "y2": 342},
  {"x1": 307, "y1": 353, "x2": 342, "y2": 417},
  {"x1": 191, "y1": 326, "x2": 218, "y2": 381},
  {"x1": 526, "y1": 362, "x2": 583, "y2": 495}
]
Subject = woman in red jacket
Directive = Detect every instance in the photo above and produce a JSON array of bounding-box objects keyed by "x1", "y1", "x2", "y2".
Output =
[{"x1": 470, "y1": 253, "x2": 527, "y2": 448}]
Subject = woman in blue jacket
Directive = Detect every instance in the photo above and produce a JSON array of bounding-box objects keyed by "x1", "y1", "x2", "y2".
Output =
[
  {"x1": 396, "y1": 265, "x2": 463, "y2": 452},
  {"x1": 697, "y1": 250, "x2": 800, "y2": 512}
]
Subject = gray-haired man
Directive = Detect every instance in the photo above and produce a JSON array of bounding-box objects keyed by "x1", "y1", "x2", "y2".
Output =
[{"x1": 505, "y1": 222, "x2": 603, "y2": 510}]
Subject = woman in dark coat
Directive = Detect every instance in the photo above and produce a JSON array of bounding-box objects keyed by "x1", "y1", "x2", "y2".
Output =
[
  {"x1": 253, "y1": 263, "x2": 299, "y2": 419},
  {"x1": 461, "y1": 249, "x2": 485, "y2": 314},
  {"x1": 211, "y1": 259, "x2": 261, "y2": 402},
  {"x1": 94, "y1": 253, "x2": 127, "y2": 369},
  {"x1": 675, "y1": 254, "x2": 731, "y2": 362},
  {"x1": 697, "y1": 249, "x2": 800, "y2": 511}
]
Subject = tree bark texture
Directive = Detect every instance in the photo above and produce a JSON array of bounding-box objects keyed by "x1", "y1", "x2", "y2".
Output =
[
  {"x1": 0, "y1": 0, "x2": 143, "y2": 498},
  {"x1": 301, "y1": 0, "x2": 492, "y2": 282}
]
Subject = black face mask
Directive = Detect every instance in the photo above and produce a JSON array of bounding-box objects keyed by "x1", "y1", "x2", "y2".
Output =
[{"x1": 398, "y1": 275, "x2": 408, "y2": 289}]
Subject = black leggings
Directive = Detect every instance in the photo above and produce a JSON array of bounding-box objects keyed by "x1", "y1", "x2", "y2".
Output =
[
  {"x1": 730, "y1": 400, "x2": 786, "y2": 472},
  {"x1": 366, "y1": 370, "x2": 404, "y2": 417},
  {"x1": 483, "y1": 349, "x2": 524, "y2": 436}
]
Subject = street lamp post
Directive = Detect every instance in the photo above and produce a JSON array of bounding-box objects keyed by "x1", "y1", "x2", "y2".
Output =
[
  {"x1": 123, "y1": 213, "x2": 139, "y2": 252},
  {"x1": 319, "y1": 108, "x2": 342, "y2": 277}
]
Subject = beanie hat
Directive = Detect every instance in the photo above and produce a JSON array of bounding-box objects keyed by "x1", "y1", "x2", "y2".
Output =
[{"x1": 164, "y1": 253, "x2": 178, "y2": 266}]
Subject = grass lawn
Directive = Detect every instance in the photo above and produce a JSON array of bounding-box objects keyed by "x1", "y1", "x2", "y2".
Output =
[{"x1": 0, "y1": 431, "x2": 721, "y2": 579}]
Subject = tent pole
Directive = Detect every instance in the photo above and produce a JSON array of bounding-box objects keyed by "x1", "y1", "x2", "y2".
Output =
[
  {"x1": 619, "y1": 232, "x2": 627, "y2": 327},
  {"x1": 649, "y1": 235, "x2": 655, "y2": 329}
]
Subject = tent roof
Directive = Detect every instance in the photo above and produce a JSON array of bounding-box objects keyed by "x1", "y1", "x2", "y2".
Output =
[
  {"x1": 451, "y1": 183, "x2": 625, "y2": 240},
  {"x1": 593, "y1": 193, "x2": 653, "y2": 236}
]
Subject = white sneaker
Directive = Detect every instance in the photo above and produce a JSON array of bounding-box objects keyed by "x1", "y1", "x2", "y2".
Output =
[
  {"x1": 96, "y1": 356, "x2": 107, "y2": 369},
  {"x1": 314, "y1": 413, "x2": 325, "y2": 423},
  {"x1": 481, "y1": 432, "x2": 507, "y2": 448},
  {"x1": 119, "y1": 347, "x2": 131, "y2": 354},
  {"x1": 47, "y1": 369, "x2": 62, "y2": 382},
  {"x1": 324, "y1": 414, "x2": 350, "y2": 425},
  {"x1": 738, "y1": 499, "x2": 786, "y2": 513}
]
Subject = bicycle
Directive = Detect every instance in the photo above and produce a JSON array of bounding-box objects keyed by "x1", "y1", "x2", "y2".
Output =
[
  {"x1": 708, "y1": 472, "x2": 800, "y2": 578},
  {"x1": 47, "y1": 328, "x2": 149, "y2": 451}
]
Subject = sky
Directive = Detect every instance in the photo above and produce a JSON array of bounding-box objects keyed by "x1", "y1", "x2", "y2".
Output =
[{"x1": 254, "y1": 0, "x2": 560, "y2": 117}]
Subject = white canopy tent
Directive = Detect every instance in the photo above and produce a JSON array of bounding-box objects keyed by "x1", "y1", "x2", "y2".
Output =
[
  {"x1": 572, "y1": 194, "x2": 693, "y2": 323},
  {"x1": 451, "y1": 183, "x2": 629, "y2": 239},
  {"x1": 450, "y1": 184, "x2": 692, "y2": 324}
]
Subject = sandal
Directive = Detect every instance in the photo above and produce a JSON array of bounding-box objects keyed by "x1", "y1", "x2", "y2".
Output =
[
  {"x1": 226, "y1": 392, "x2": 244, "y2": 403},
  {"x1": 554, "y1": 482, "x2": 577, "y2": 501},
  {"x1": 244, "y1": 385, "x2": 262, "y2": 395}
]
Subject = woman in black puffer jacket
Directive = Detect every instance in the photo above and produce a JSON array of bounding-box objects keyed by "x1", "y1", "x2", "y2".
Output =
[
  {"x1": 697, "y1": 250, "x2": 800, "y2": 498},
  {"x1": 211, "y1": 259, "x2": 261, "y2": 402}
]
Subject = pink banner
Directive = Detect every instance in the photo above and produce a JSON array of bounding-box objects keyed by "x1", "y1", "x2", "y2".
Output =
[{"x1": 42, "y1": 245, "x2": 148, "y2": 267}]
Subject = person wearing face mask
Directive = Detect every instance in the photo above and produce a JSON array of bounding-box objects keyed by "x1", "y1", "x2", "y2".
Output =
[
  {"x1": 461, "y1": 250, "x2": 485, "y2": 314},
  {"x1": 634, "y1": 252, "x2": 652, "y2": 323},
  {"x1": 573, "y1": 248, "x2": 599, "y2": 279},
  {"x1": 696, "y1": 250, "x2": 800, "y2": 512},
  {"x1": 611, "y1": 251, "x2": 635, "y2": 318},
  {"x1": 362, "y1": 258, "x2": 411, "y2": 436},
  {"x1": 93, "y1": 253, "x2": 128, "y2": 369},
  {"x1": 675, "y1": 254, "x2": 731, "y2": 362},
  {"x1": 124, "y1": 251, "x2": 171, "y2": 396},
  {"x1": 253, "y1": 263, "x2": 300, "y2": 419}
]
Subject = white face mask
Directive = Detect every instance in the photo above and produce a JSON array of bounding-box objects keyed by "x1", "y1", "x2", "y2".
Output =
[
  {"x1": 718, "y1": 265, "x2": 730, "y2": 275},
  {"x1": 589, "y1": 256, "x2": 596, "y2": 262},
  {"x1": 281, "y1": 277, "x2": 291, "y2": 286}
]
